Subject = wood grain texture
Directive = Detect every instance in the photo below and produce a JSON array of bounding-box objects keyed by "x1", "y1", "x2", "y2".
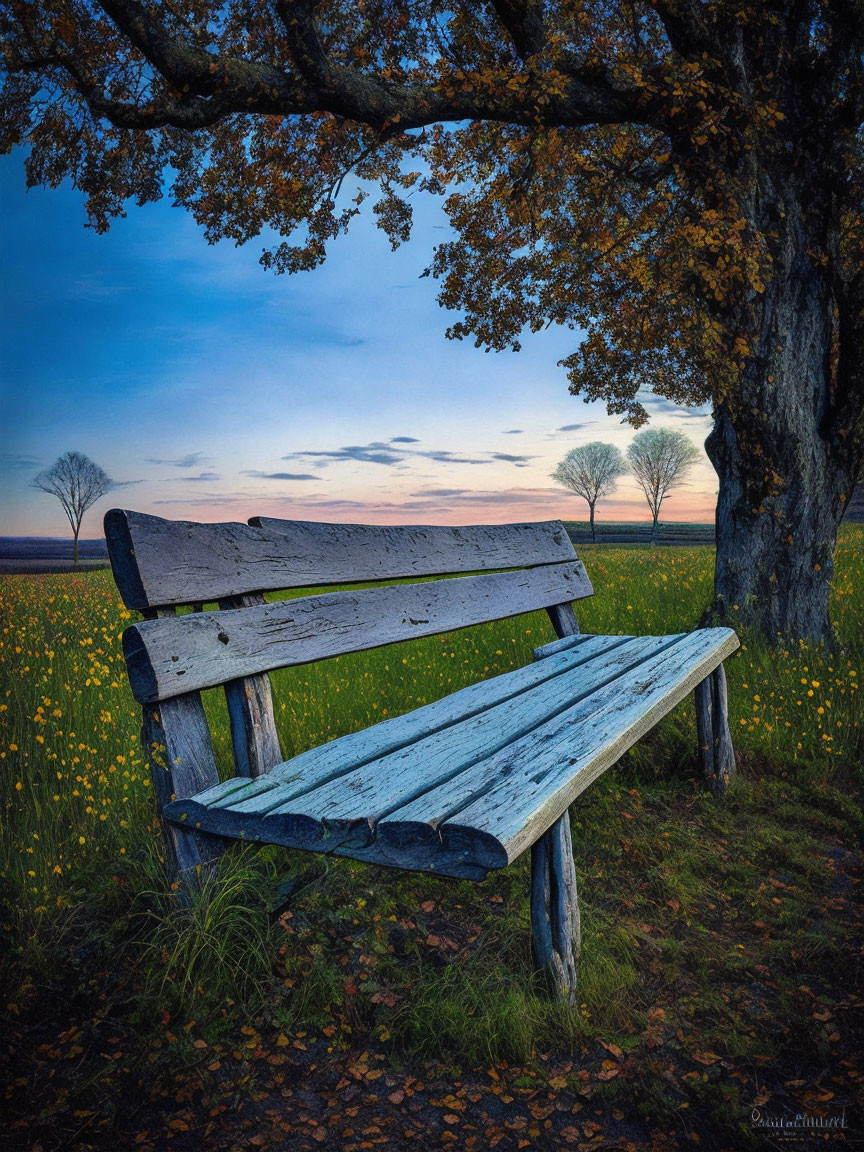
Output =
[
  {"x1": 694, "y1": 663, "x2": 737, "y2": 796},
  {"x1": 161, "y1": 633, "x2": 658, "y2": 875},
  {"x1": 710, "y1": 663, "x2": 736, "y2": 793},
  {"x1": 104, "y1": 508, "x2": 581, "y2": 610},
  {"x1": 219, "y1": 594, "x2": 282, "y2": 778},
  {"x1": 122, "y1": 561, "x2": 594, "y2": 703},
  {"x1": 177, "y1": 634, "x2": 618, "y2": 812},
  {"x1": 533, "y1": 635, "x2": 584, "y2": 661},
  {"x1": 531, "y1": 832, "x2": 557, "y2": 981},
  {"x1": 546, "y1": 602, "x2": 581, "y2": 638},
  {"x1": 243, "y1": 636, "x2": 673, "y2": 869},
  {"x1": 695, "y1": 675, "x2": 715, "y2": 783},
  {"x1": 436, "y1": 628, "x2": 739, "y2": 865},
  {"x1": 531, "y1": 813, "x2": 580, "y2": 1001},
  {"x1": 279, "y1": 637, "x2": 674, "y2": 831},
  {"x1": 371, "y1": 628, "x2": 739, "y2": 872},
  {"x1": 141, "y1": 692, "x2": 226, "y2": 881},
  {"x1": 160, "y1": 631, "x2": 740, "y2": 877}
]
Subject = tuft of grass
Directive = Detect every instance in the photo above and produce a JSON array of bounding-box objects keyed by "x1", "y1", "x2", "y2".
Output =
[
  {"x1": 131, "y1": 845, "x2": 278, "y2": 1014},
  {"x1": 393, "y1": 953, "x2": 548, "y2": 1067}
]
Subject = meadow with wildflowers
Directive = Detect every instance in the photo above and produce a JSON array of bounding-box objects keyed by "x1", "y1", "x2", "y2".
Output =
[{"x1": 2, "y1": 529, "x2": 862, "y2": 1151}]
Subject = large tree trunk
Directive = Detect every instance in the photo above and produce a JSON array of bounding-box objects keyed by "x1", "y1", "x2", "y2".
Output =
[
  {"x1": 705, "y1": 203, "x2": 861, "y2": 644},
  {"x1": 588, "y1": 501, "x2": 596, "y2": 542}
]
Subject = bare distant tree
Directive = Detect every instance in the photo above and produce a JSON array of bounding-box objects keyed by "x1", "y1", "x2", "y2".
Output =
[
  {"x1": 627, "y1": 429, "x2": 700, "y2": 542},
  {"x1": 33, "y1": 451, "x2": 115, "y2": 565},
  {"x1": 552, "y1": 442, "x2": 627, "y2": 542}
]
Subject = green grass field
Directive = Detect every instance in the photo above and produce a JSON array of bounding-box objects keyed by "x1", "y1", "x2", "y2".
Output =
[{"x1": 2, "y1": 528, "x2": 862, "y2": 1149}]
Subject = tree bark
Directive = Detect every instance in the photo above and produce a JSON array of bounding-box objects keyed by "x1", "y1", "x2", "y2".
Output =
[
  {"x1": 704, "y1": 202, "x2": 861, "y2": 644},
  {"x1": 589, "y1": 501, "x2": 596, "y2": 543},
  {"x1": 73, "y1": 526, "x2": 79, "y2": 567}
]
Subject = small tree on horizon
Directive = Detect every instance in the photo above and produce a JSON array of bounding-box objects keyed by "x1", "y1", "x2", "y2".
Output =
[
  {"x1": 33, "y1": 451, "x2": 115, "y2": 566},
  {"x1": 552, "y1": 442, "x2": 627, "y2": 542},
  {"x1": 627, "y1": 429, "x2": 700, "y2": 543}
]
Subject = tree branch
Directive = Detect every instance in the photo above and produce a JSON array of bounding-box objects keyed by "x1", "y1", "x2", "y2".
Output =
[
  {"x1": 96, "y1": 0, "x2": 313, "y2": 110},
  {"x1": 488, "y1": 0, "x2": 547, "y2": 61},
  {"x1": 649, "y1": 0, "x2": 714, "y2": 58},
  {"x1": 8, "y1": 0, "x2": 659, "y2": 137}
]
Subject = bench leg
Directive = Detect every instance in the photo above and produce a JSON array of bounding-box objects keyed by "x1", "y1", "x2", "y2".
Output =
[
  {"x1": 142, "y1": 697, "x2": 228, "y2": 897},
  {"x1": 695, "y1": 663, "x2": 736, "y2": 796},
  {"x1": 530, "y1": 812, "x2": 580, "y2": 1004}
]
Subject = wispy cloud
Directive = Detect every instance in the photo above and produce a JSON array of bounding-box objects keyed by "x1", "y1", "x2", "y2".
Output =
[
  {"x1": 419, "y1": 449, "x2": 491, "y2": 465},
  {"x1": 147, "y1": 451, "x2": 212, "y2": 468},
  {"x1": 443, "y1": 488, "x2": 562, "y2": 506},
  {"x1": 491, "y1": 452, "x2": 534, "y2": 467},
  {"x1": 152, "y1": 494, "x2": 253, "y2": 506},
  {"x1": 162, "y1": 471, "x2": 222, "y2": 483},
  {"x1": 556, "y1": 423, "x2": 595, "y2": 432},
  {"x1": 285, "y1": 442, "x2": 406, "y2": 466},
  {"x1": 0, "y1": 452, "x2": 41, "y2": 470},
  {"x1": 411, "y1": 487, "x2": 470, "y2": 497},
  {"x1": 242, "y1": 470, "x2": 319, "y2": 481},
  {"x1": 279, "y1": 486, "x2": 567, "y2": 517},
  {"x1": 642, "y1": 395, "x2": 710, "y2": 420},
  {"x1": 502, "y1": 429, "x2": 523, "y2": 435},
  {"x1": 282, "y1": 440, "x2": 535, "y2": 469}
]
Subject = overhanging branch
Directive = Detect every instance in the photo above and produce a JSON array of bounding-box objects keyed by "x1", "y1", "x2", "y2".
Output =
[{"x1": 9, "y1": 0, "x2": 661, "y2": 136}]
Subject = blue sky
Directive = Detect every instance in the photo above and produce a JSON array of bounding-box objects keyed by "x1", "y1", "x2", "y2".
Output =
[{"x1": 0, "y1": 150, "x2": 716, "y2": 537}]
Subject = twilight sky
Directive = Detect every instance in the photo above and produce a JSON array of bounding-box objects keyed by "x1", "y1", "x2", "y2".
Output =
[{"x1": 1, "y1": 150, "x2": 717, "y2": 538}]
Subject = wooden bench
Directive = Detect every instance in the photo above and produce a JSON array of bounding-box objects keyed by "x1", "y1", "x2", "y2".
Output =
[{"x1": 105, "y1": 508, "x2": 738, "y2": 1000}]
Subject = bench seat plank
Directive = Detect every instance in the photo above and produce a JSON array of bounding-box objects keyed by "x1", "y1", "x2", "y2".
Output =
[
  {"x1": 211, "y1": 635, "x2": 673, "y2": 848},
  {"x1": 185, "y1": 633, "x2": 618, "y2": 811},
  {"x1": 163, "y1": 634, "x2": 659, "y2": 855},
  {"x1": 533, "y1": 635, "x2": 584, "y2": 660},
  {"x1": 260, "y1": 635, "x2": 675, "y2": 825},
  {"x1": 164, "y1": 628, "x2": 736, "y2": 878},
  {"x1": 382, "y1": 626, "x2": 740, "y2": 867}
]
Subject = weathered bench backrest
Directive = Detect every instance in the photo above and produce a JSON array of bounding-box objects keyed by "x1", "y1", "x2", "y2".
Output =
[
  {"x1": 107, "y1": 510, "x2": 591, "y2": 697},
  {"x1": 105, "y1": 509, "x2": 592, "y2": 872},
  {"x1": 106, "y1": 510, "x2": 579, "y2": 609}
]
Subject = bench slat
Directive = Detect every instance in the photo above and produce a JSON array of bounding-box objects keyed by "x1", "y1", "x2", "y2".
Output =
[
  {"x1": 105, "y1": 509, "x2": 577, "y2": 610},
  {"x1": 122, "y1": 560, "x2": 594, "y2": 703},
  {"x1": 217, "y1": 635, "x2": 669, "y2": 828},
  {"x1": 533, "y1": 635, "x2": 583, "y2": 660},
  {"x1": 165, "y1": 628, "x2": 737, "y2": 878},
  {"x1": 377, "y1": 627, "x2": 740, "y2": 868},
  {"x1": 262, "y1": 635, "x2": 676, "y2": 828},
  {"x1": 252, "y1": 516, "x2": 576, "y2": 577}
]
